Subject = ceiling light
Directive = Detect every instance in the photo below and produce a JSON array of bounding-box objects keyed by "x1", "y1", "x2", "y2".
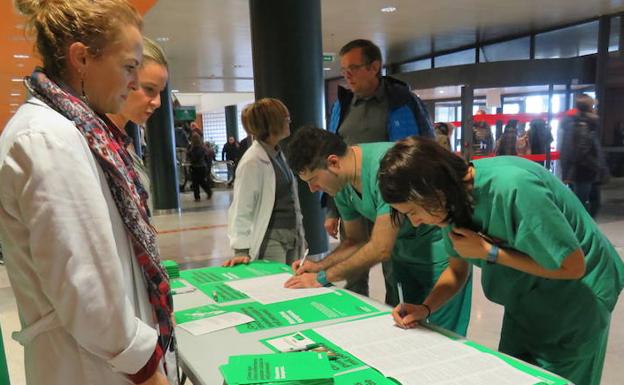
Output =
[
  {"x1": 171, "y1": 89, "x2": 179, "y2": 93},
  {"x1": 11, "y1": 78, "x2": 23, "y2": 82},
  {"x1": 381, "y1": 6, "x2": 396, "y2": 13},
  {"x1": 323, "y1": 67, "x2": 331, "y2": 71},
  {"x1": 439, "y1": 90, "x2": 445, "y2": 94},
  {"x1": 155, "y1": 37, "x2": 169, "y2": 42},
  {"x1": 9, "y1": 103, "x2": 19, "y2": 107},
  {"x1": 13, "y1": 54, "x2": 30, "y2": 59},
  {"x1": 10, "y1": 93, "x2": 21, "y2": 97}
]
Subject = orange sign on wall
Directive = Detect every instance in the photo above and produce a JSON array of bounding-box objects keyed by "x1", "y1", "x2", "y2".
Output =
[{"x1": 0, "y1": 0, "x2": 157, "y2": 131}]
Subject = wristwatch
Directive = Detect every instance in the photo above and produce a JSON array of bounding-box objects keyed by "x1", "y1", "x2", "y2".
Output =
[
  {"x1": 486, "y1": 244, "x2": 499, "y2": 264},
  {"x1": 316, "y1": 270, "x2": 330, "y2": 286}
]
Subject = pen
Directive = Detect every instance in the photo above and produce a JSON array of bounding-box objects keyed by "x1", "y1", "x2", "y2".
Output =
[
  {"x1": 298, "y1": 248, "x2": 310, "y2": 270},
  {"x1": 397, "y1": 281, "x2": 406, "y2": 317},
  {"x1": 477, "y1": 231, "x2": 496, "y2": 244},
  {"x1": 212, "y1": 290, "x2": 219, "y2": 302},
  {"x1": 289, "y1": 343, "x2": 320, "y2": 352}
]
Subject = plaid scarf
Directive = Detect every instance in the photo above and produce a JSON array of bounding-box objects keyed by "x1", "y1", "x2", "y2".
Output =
[{"x1": 25, "y1": 69, "x2": 175, "y2": 365}]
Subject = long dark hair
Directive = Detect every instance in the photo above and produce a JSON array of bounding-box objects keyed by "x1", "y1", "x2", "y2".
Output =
[{"x1": 378, "y1": 137, "x2": 474, "y2": 228}]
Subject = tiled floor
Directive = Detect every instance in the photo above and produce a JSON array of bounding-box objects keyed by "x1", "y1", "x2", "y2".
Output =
[{"x1": 2, "y1": 180, "x2": 624, "y2": 385}]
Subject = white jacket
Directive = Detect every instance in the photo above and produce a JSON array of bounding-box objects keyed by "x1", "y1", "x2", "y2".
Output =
[
  {"x1": 227, "y1": 140, "x2": 305, "y2": 259},
  {"x1": 0, "y1": 98, "x2": 161, "y2": 385}
]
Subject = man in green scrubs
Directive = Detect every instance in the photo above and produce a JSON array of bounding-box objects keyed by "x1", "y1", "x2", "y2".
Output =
[
  {"x1": 283, "y1": 127, "x2": 472, "y2": 336},
  {"x1": 379, "y1": 137, "x2": 624, "y2": 385}
]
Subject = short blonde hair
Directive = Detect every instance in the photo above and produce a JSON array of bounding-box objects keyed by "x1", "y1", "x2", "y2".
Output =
[
  {"x1": 143, "y1": 37, "x2": 168, "y2": 69},
  {"x1": 241, "y1": 98, "x2": 289, "y2": 141},
  {"x1": 15, "y1": 0, "x2": 142, "y2": 78}
]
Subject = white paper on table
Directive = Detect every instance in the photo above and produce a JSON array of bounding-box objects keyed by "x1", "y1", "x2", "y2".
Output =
[
  {"x1": 224, "y1": 273, "x2": 333, "y2": 304},
  {"x1": 178, "y1": 312, "x2": 255, "y2": 336},
  {"x1": 314, "y1": 314, "x2": 539, "y2": 385}
]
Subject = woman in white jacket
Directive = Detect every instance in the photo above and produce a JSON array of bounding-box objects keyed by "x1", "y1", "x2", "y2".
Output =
[
  {"x1": 0, "y1": 1, "x2": 174, "y2": 385},
  {"x1": 224, "y1": 99, "x2": 306, "y2": 266}
]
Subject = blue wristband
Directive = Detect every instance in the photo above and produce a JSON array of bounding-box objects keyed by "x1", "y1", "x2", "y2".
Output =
[
  {"x1": 486, "y1": 244, "x2": 499, "y2": 264},
  {"x1": 316, "y1": 270, "x2": 330, "y2": 286}
]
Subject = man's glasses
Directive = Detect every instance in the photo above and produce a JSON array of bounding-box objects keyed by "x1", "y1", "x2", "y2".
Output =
[{"x1": 340, "y1": 63, "x2": 369, "y2": 76}]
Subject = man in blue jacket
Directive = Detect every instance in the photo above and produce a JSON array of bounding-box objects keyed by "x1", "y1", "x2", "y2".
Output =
[{"x1": 325, "y1": 39, "x2": 434, "y2": 301}]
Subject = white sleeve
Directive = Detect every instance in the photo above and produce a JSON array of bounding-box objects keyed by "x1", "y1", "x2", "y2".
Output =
[
  {"x1": 227, "y1": 158, "x2": 262, "y2": 251},
  {"x1": 5, "y1": 130, "x2": 157, "y2": 375}
]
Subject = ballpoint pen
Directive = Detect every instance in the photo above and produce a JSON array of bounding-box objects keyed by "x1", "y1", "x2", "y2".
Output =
[
  {"x1": 397, "y1": 281, "x2": 406, "y2": 317},
  {"x1": 298, "y1": 248, "x2": 310, "y2": 271}
]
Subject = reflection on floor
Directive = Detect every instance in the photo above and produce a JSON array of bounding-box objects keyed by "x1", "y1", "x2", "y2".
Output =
[{"x1": 1, "y1": 181, "x2": 623, "y2": 385}]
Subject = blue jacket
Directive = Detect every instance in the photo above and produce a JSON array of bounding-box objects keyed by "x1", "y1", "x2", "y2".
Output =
[{"x1": 328, "y1": 76, "x2": 434, "y2": 141}]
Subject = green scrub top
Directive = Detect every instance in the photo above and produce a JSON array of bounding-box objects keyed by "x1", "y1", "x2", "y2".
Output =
[
  {"x1": 335, "y1": 143, "x2": 472, "y2": 335},
  {"x1": 442, "y1": 156, "x2": 624, "y2": 359},
  {"x1": 334, "y1": 143, "x2": 444, "y2": 265}
]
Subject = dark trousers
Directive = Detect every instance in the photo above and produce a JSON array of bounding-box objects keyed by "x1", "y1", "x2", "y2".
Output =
[
  {"x1": 571, "y1": 182, "x2": 601, "y2": 218},
  {"x1": 190, "y1": 166, "x2": 212, "y2": 200}
]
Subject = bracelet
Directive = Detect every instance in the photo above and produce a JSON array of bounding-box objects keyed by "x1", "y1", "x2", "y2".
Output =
[
  {"x1": 486, "y1": 244, "x2": 499, "y2": 264},
  {"x1": 316, "y1": 270, "x2": 330, "y2": 286},
  {"x1": 420, "y1": 303, "x2": 431, "y2": 319}
]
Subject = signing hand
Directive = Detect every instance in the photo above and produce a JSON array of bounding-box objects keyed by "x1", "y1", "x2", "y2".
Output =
[
  {"x1": 324, "y1": 217, "x2": 340, "y2": 239},
  {"x1": 290, "y1": 259, "x2": 320, "y2": 275},
  {"x1": 448, "y1": 227, "x2": 489, "y2": 259},
  {"x1": 284, "y1": 273, "x2": 322, "y2": 289},
  {"x1": 392, "y1": 303, "x2": 430, "y2": 329},
  {"x1": 222, "y1": 255, "x2": 251, "y2": 267}
]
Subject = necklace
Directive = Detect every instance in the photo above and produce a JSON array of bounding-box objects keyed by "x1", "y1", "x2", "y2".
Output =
[{"x1": 351, "y1": 147, "x2": 360, "y2": 190}]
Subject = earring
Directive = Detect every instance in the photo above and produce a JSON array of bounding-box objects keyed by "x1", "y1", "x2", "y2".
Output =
[{"x1": 80, "y1": 74, "x2": 89, "y2": 103}]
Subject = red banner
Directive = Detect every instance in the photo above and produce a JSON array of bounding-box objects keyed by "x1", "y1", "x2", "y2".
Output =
[
  {"x1": 449, "y1": 110, "x2": 577, "y2": 127},
  {"x1": 471, "y1": 151, "x2": 560, "y2": 161}
]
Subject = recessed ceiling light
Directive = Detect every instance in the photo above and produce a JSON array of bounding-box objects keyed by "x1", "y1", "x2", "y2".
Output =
[
  {"x1": 10, "y1": 93, "x2": 21, "y2": 97},
  {"x1": 13, "y1": 54, "x2": 30, "y2": 59},
  {"x1": 11, "y1": 78, "x2": 23, "y2": 82},
  {"x1": 171, "y1": 89, "x2": 179, "y2": 93},
  {"x1": 155, "y1": 37, "x2": 169, "y2": 42},
  {"x1": 323, "y1": 67, "x2": 331, "y2": 71},
  {"x1": 439, "y1": 89, "x2": 445, "y2": 94},
  {"x1": 381, "y1": 6, "x2": 396, "y2": 13},
  {"x1": 9, "y1": 103, "x2": 19, "y2": 107}
]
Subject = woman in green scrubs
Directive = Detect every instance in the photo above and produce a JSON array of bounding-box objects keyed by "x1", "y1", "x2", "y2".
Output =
[
  {"x1": 377, "y1": 137, "x2": 624, "y2": 385},
  {"x1": 333, "y1": 142, "x2": 472, "y2": 336}
]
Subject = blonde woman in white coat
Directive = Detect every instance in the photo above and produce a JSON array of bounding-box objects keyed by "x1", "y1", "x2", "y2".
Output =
[
  {"x1": 224, "y1": 98, "x2": 306, "y2": 266},
  {"x1": 0, "y1": 1, "x2": 174, "y2": 385}
]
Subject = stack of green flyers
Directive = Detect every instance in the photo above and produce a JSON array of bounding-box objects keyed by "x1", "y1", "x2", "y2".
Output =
[
  {"x1": 220, "y1": 352, "x2": 334, "y2": 385},
  {"x1": 161, "y1": 260, "x2": 180, "y2": 279}
]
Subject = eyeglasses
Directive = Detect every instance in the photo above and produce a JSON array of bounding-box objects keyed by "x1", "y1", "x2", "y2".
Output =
[{"x1": 340, "y1": 63, "x2": 369, "y2": 76}]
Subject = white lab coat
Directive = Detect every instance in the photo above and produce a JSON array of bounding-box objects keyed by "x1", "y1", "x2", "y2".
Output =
[
  {"x1": 0, "y1": 98, "x2": 161, "y2": 385},
  {"x1": 227, "y1": 140, "x2": 306, "y2": 259}
]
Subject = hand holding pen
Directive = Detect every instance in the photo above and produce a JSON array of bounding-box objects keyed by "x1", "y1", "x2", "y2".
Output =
[
  {"x1": 392, "y1": 303, "x2": 432, "y2": 329},
  {"x1": 448, "y1": 226, "x2": 491, "y2": 259},
  {"x1": 291, "y1": 248, "x2": 316, "y2": 275},
  {"x1": 393, "y1": 282, "x2": 432, "y2": 329}
]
